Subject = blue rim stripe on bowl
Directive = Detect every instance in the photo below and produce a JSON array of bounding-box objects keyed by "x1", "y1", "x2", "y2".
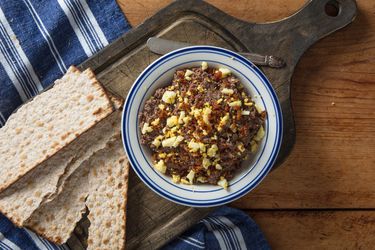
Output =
[
  {"x1": 123, "y1": 48, "x2": 282, "y2": 205},
  {"x1": 123, "y1": 47, "x2": 282, "y2": 205},
  {"x1": 122, "y1": 46, "x2": 283, "y2": 207}
]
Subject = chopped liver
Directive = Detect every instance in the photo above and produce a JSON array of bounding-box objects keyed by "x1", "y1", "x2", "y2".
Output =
[{"x1": 139, "y1": 62, "x2": 266, "y2": 188}]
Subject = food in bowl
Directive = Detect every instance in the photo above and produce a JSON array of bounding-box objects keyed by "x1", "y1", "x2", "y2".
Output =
[{"x1": 139, "y1": 62, "x2": 266, "y2": 188}]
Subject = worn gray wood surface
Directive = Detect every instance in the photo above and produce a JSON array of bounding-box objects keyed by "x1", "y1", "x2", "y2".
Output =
[{"x1": 68, "y1": 0, "x2": 357, "y2": 249}]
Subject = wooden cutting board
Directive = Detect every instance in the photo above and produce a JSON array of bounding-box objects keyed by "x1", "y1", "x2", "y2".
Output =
[{"x1": 67, "y1": 0, "x2": 357, "y2": 249}]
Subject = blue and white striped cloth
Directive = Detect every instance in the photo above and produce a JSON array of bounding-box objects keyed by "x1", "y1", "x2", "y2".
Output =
[
  {"x1": 163, "y1": 207, "x2": 270, "y2": 250},
  {"x1": 0, "y1": 0, "x2": 130, "y2": 127},
  {"x1": 0, "y1": 0, "x2": 270, "y2": 249},
  {"x1": 0, "y1": 213, "x2": 69, "y2": 250}
]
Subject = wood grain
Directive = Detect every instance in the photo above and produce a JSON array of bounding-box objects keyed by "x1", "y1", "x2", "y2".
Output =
[
  {"x1": 108, "y1": 0, "x2": 375, "y2": 248},
  {"x1": 117, "y1": 0, "x2": 306, "y2": 26},
  {"x1": 249, "y1": 210, "x2": 375, "y2": 249},
  {"x1": 117, "y1": 0, "x2": 375, "y2": 209}
]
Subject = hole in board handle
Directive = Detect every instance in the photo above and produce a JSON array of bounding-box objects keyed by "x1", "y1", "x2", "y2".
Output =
[{"x1": 325, "y1": 0, "x2": 340, "y2": 17}]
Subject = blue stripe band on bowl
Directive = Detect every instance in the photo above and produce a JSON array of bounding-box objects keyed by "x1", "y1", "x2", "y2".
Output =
[{"x1": 122, "y1": 46, "x2": 283, "y2": 207}]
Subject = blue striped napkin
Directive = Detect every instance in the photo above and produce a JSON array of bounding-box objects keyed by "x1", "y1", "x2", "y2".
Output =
[
  {"x1": 0, "y1": 0, "x2": 130, "y2": 126},
  {"x1": 163, "y1": 206, "x2": 270, "y2": 250},
  {"x1": 0, "y1": 0, "x2": 270, "y2": 249}
]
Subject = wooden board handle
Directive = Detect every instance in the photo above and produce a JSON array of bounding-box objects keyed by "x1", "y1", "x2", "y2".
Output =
[
  {"x1": 226, "y1": 0, "x2": 357, "y2": 166},
  {"x1": 282, "y1": 0, "x2": 357, "y2": 48},
  {"x1": 256, "y1": 0, "x2": 358, "y2": 66}
]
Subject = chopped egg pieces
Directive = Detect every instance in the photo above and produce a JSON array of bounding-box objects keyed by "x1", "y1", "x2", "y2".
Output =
[
  {"x1": 254, "y1": 103, "x2": 263, "y2": 113},
  {"x1": 166, "y1": 116, "x2": 178, "y2": 127},
  {"x1": 162, "y1": 135, "x2": 184, "y2": 148},
  {"x1": 207, "y1": 144, "x2": 218, "y2": 157},
  {"x1": 141, "y1": 123, "x2": 153, "y2": 134},
  {"x1": 250, "y1": 140, "x2": 258, "y2": 153},
  {"x1": 221, "y1": 88, "x2": 234, "y2": 95},
  {"x1": 202, "y1": 158, "x2": 211, "y2": 169},
  {"x1": 217, "y1": 113, "x2": 230, "y2": 132},
  {"x1": 217, "y1": 177, "x2": 228, "y2": 189},
  {"x1": 218, "y1": 68, "x2": 231, "y2": 78},
  {"x1": 151, "y1": 118, "x2": 160, "y2": 126},
  {"x1": 184, "y1": 69, "x2": 194, "y2": 80},
  {"x1": 201, "y1": 61, "x2": 208, "y2": 70},
  {"x1": 188, "y1": 140, "x2": 206, "y2": 153},
  {"x1": 154, "y1": 160, "x2": 166, "y2": 174},
  {"x1": 202, "y1": 107, "x2": 212, "y2": 125},
  {"x1": 253, "y1": 126, "x2": 265, "y2": 141},
  {"x1": 229, "y1": 100, "x2": 242, "y2": 107},
  {"x1": 172, "y1": 175, "x2": 181, "y2": 183},
  {"x1": 140, "y1": 63, "x2": 266, "y2": 188},
  {"x1": 152, "y1": 135, "x2": 163, "y2": 148},
  {"x1": 186, "y1": 170, "x2": 195, "y2": 184},
  {"x1": 162, "y1": 91, "x2": 177, "y2": 104},
  {"x1": 178, "y1": 111, "x2": 186, "y2": 124}
]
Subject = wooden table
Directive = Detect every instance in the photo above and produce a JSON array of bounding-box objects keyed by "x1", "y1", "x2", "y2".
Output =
[{"x1": 117, "y1": 0, "x2": 375, "y2": 248}]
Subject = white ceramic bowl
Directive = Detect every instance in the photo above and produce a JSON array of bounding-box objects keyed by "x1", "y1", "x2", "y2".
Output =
[{"x1": 122, "y1": 46, "x2": 282, "y2": 207}]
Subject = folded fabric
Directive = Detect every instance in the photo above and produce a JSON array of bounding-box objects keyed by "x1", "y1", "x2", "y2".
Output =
[
  {"x1": 0, "y1": 0, "x2": 131, "y2": 127},
  {"x1": 0, "y1": 0, "x2": 130, "y2": 248},
  {"x1": 163, "y1": 206, "x2": 270, "y2": 250},
  {"x1": 0, "y1": 213, "x2": 67, "y2": 250}
]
